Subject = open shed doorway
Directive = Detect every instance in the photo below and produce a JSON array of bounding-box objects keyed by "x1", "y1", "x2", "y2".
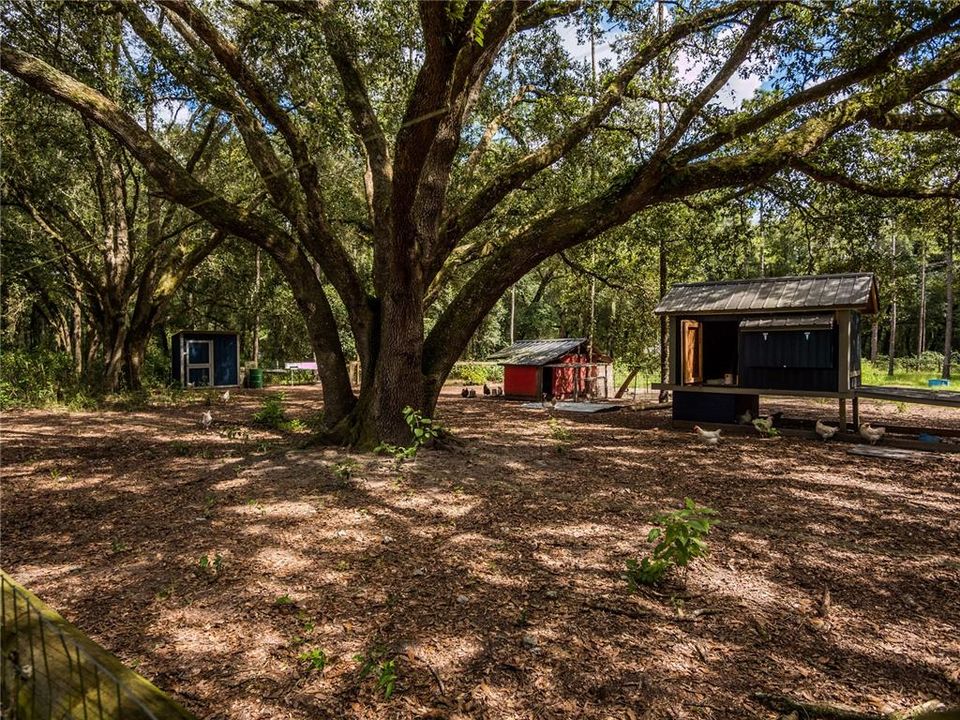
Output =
[{"x1": 702, "y1": 320, "x2": 740, "y2": 385}]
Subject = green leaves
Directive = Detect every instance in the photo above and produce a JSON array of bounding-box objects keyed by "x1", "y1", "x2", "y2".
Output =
[
  {"x1": 354, "y1": 648, "x2": 398, "y2": 700},
  {"x1": 252, "y1": 392, "x2": 287, "y2": 428},
  {"x1": 625, "y1": 498, "x2": 716, "y2": 589},
  {"x1": 298, "y1": 648, "x2": 327, "y2": 672},
  {"x1": 376, "y1": 406, "x2": 446, "y2": 460}
]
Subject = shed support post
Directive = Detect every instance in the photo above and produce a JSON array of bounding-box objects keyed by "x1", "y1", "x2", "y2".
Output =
[
  {"x1": 852, "y1": 395, "x2": 859, "y2": 429},
  {"x1": 839, "y1": 398, "x2": 847, "y2": 431},
  {"x1": 838, "y1": 310, "x2": 851, "y2": 393}
]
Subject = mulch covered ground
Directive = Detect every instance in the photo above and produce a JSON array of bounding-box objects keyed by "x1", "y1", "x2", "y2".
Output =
[{"x1": 2, "y1": 387, "x2": 959, "y2": 719}]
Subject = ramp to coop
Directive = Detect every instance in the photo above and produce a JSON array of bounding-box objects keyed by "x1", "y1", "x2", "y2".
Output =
[{"x1": 1, "y1": 570, "x2": 196, "y2": 720}]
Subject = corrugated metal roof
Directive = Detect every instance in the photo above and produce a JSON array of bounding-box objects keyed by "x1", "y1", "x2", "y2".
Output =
[
  {"x1": 653, "y1": 273, "x2": 877, "y2": 315},
  {"x1": 739, "y1": 314, "x2": 835, "y2": 331},
  {"x1": 487, "y1": 338, "x2": 587, "y2": 366}
]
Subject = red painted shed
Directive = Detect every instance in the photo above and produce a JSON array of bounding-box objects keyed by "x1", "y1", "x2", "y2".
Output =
[{"x1": 488, "y1": 338, "x2": 613, "y2": 401}]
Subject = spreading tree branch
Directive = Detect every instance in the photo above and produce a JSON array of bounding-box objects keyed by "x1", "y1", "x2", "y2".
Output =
[
  {"x1": 789, "y1": 158, "x2": 960, "y2": 199},
  {"x1": 423, "y1": 34, "x2": 960, "y2": 381},
  {"x1": 440, "y1": 0, "x2": 760, "y2": 258}
]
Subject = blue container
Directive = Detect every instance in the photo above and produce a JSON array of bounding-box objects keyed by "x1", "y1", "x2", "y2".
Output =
[{"x1": 928, "y1": 378, "x2": 949, "y2": 387}]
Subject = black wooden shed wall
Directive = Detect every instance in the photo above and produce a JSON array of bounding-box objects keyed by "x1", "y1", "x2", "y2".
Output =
[{"x1": 739, "y1": 327, "x2": 838, "y2": 391}]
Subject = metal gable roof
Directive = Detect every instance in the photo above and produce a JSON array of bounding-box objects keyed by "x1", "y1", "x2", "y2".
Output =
[
  {"x1": 487, "y1": 338, "x2": 587, "y2": 366},
  {"x1": 653, "y1": 273, "x2": 878, "y2": 315}
]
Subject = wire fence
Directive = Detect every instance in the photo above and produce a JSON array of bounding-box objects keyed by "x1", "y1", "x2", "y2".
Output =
[{"x1": 1, "y1": 570, "x2": 194, "y2": 720}]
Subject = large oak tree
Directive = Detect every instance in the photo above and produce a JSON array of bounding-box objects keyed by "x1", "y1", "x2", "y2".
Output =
[{"x1": 3, "y1": 0, "x2": 959, "y2": 442}]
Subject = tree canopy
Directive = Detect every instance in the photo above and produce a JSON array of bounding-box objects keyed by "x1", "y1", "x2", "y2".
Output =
[{"x1": 2, "y1": 0, "x2": 958, "y2": 441}]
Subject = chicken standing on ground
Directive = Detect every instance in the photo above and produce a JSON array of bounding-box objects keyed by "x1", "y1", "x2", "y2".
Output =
[
  {"x1": 737, "y1": 409, "x2": 753, "y2": 425},
  {"x1": 483, "y1": 383, "x2": 491, "y2": 395},
  {"x1": 221, "y1": 389, "x2": 230, "y2": 403},
  {"x1": 468, "y1": 388, "x2": 477, "y2": 398},
  {"x1": 693, "y1": 426, "x2": 722, "y2": 447},
  {"x1": 859, "y1": 423, "x2": 886, "y2": 445},
  {"x1": 815, "y1": 420, "x2": 839, "y2": 440},
  {"x1": 752, "y1": 417, "x2": 773, "y2": 434},
  {"x1": 461, "y1": 387, "x2": 469, "y2": 398},
  {"x1": 201, "y1": 410, "x2": 213, "y2": 430}
]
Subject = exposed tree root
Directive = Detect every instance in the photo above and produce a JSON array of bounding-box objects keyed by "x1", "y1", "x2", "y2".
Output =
[{"x1": 753, "y1": 693, "x2": 951, "y2": 720}]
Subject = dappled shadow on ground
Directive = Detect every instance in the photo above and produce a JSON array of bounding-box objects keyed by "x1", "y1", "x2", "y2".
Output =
[{"x1": 2, "y1": 387, "x2": 959, "y2": 719}]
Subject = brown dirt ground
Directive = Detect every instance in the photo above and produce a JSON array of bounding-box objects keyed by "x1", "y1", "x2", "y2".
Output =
[{"x1": 2, "y1": 386, "x2": 959, "y2": 719}]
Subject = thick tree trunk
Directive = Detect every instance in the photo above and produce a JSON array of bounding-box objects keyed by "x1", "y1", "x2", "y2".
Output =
[
  {"x1": 295, "y1": 290, "x2": 356, "y2": 425},
  {"x1": 363, "y1": 243, "x2": 426, "y2": 444},
  {"x1": 124, "y1": 328, "x2": 150, "y2": 391},
  {"x1": 102, "y1": 322, "x2": 126, "y2": 393}
]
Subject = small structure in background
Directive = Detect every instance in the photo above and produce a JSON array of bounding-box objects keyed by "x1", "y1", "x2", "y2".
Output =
[
  {"x1": 653, "y1": 273, "x2": 878, "y2": 426},
  {"x1": 488, "y1": 338, "x2": 613, "y2": 401},
  {"x1": 285, "y1": 361, "x2": 318, "y2": 372},
  {"x1": 171, "y1": 330, "x2": 240, "y2": 388}
]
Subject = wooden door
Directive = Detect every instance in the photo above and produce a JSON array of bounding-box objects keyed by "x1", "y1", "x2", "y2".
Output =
[{"x1": 681, "y1": 320, "x2": 703, "y2": 385}]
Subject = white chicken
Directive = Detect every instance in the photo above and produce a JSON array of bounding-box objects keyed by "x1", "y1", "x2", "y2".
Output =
[
  {"x1": 859, "y1": 423, "x2": 886, "y2": 445},
  {"x1": 201, "y1": 410, "x2": 213, "y2": 430},
  {"x1": 815, "y1": 420, "x2": 839, "y2": 441},
  {"x1": 737, "y1": 409, "x2": 753, "y2": 425},
  {"x1": 220, "y1": 389, "x2": 230, "y2": 403},
  {"x1": 693, "y1": 426, "x2": 722, "y2": 446}
]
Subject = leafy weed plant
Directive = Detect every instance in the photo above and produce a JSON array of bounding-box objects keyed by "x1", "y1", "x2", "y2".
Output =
[
  {"x1": 198, "y1": 553, "x2": 224, "y2": 577},
  {"x1": 374, "y1": 406, "x2": 445, "y2": 461},
  {"x1": 355, "y1": 648, "x2": 399, "y2": 699},
  {"x1": 625, "y1": 498, "x2": 716, "y2": 588},
  {"x1": 299, "y1": 648, "x2": 327, "y2": 672},
  {"x1": 253, "y1": 392, "x2": 286, "y2": 428}
]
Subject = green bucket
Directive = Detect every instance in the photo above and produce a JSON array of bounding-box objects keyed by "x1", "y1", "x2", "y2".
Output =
[{"x1": 247, "y1": 368, "x2": 264, "y2": 389}]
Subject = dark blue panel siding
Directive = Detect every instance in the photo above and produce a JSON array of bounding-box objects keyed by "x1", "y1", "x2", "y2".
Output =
[
  {"x1": 740, "y1": 329, "x2": 835, "y2": 369},
  {"x1": 673, "y1": 391, "x2": 759, "y2": 424},
  {"x1": 738, "y1": 367, "x2": 838, "y2": 391},
  {"x1": 171, "y1": 332, "x2": 239, "y2": 387},
  {"x1": 213, "y1": 334, "x2": 238, "y2": 386},
  {"x1": 739, "y1": 328, "x2": 838, "y2": 391}
]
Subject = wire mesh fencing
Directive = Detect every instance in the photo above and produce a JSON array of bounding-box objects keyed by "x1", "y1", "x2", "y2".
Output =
[{"x1": 1, "y1": 570, "x2": 195, "y2": 720}]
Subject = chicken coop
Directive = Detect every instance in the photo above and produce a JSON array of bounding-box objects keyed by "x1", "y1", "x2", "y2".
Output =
[
  {"x1": 487, "y1": 338, "x2": 613, "y2": 401},
  {"x1": 652, "y1": 273, "x2": 879, "y2": 426},
  {"x1": 171, "y1": 330, "x2": 240, "y2": 388}
]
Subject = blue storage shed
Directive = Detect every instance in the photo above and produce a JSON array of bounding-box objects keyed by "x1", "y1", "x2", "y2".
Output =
[{"x1": 171, "y1": 331, "x2": 240, "y2": 388}]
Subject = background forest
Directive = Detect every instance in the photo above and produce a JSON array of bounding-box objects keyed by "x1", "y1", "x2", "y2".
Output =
[{"x1": 1, "y1": 0, "x2": 957, "y2": 411}]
